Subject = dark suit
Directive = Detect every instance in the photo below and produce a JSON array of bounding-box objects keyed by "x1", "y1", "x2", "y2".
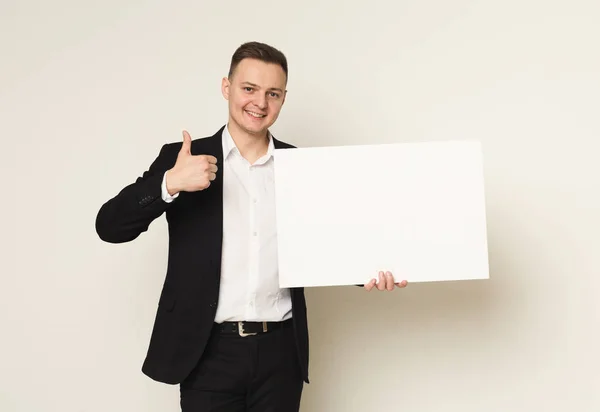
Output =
[{"x1": 95, "y1": 126, "x2": 310, "y2": 387}]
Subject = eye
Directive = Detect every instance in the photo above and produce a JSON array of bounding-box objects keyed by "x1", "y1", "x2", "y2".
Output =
[
  {"x1": 269, "y1": 92, "x2": 280, "y2": 98},
  {"x1": 244, "y1": 87, "x2": 253, "y2": 92}
]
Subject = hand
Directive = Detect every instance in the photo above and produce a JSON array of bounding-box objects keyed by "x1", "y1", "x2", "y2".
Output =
[
  {"x1": 166, "y1": 130, "x2": 218, "y2": 195},
  {"x1": 364, "y1": 271, "x2": 407, "y2": 291}
]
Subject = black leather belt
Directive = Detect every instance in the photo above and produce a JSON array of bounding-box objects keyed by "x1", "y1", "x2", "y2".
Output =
[{"x1": 215, "y1": 319, "x2": 292, "y2": 337}]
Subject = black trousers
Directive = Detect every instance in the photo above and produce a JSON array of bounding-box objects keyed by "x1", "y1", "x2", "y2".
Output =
[{"x1": 180, "y1": 321, "x2": 304, "y2": 412}]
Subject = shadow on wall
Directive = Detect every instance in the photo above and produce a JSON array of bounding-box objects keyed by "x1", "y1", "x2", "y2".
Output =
[
  {"x1": 305, "y1": 274, "x2": 502, "y2": 342},
  {"x1": 299, "y1": 277, "x2": 506, "y2": 402}
]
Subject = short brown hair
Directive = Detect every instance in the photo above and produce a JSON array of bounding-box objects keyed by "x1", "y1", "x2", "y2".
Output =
[{"x1": 228, "y1": 41, "x2": 288, "y2": 81}]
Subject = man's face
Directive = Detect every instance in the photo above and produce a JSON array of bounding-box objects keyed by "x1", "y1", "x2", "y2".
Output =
[{"x1": 222, "y1": 58, "x2": 287, "y2": 137}]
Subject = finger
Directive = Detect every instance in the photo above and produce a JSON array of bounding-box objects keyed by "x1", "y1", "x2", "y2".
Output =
[
  {"x1": 377, "y1": 271, "x2": 386, "y2": 291},
  {"x1": 385, "y1": 271, "x2": 395, "y2": 291},
  {"x1": 181, "y1": 130, "x2": 192, "y2": 154},
  {"x1": 206, "y1": 155, "x2": 218, "y2": 164},
  {"x1": 209, "y1": 172, "x2": 216, "y2": 181},
  {"x1": 208, "y1": 164, "x2": 218, "y2": 173},
  {"x1": 364, "y1": 279, "x2": 376, "y2": 291},
  {"x1": 395, "y1": 280, "x2": 408, "y2": 288}
]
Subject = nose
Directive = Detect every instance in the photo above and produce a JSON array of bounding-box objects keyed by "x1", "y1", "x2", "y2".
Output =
[{"x1": 255, "y1": 94, "x2": 267, "y2": 110}]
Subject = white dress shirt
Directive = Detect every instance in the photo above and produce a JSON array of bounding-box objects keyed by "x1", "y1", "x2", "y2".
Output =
[{"x1": 160, "y1": 125, "x2": 292, "y2": 323}]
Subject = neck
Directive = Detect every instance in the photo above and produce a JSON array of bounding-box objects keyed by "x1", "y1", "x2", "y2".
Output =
[{"x1": 227, "y1": 120, "x2": 270, "y2": 163}]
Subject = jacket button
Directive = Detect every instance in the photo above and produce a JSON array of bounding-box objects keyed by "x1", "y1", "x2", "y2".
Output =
[{"x1": 209, "y1": 302, "x2": 217, "y2": 308}]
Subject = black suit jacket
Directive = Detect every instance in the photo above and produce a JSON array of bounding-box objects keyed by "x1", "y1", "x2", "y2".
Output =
[{"x1": 95, "y1": 126, "x2": 310, "y2": 384}]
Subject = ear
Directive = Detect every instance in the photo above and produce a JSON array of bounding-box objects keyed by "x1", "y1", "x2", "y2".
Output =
[{"x1": 221, "y1": 77, "x2": 231, "y2": 100}]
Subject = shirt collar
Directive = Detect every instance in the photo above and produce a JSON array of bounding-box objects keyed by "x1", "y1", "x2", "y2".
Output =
[{"x1": 222, "y1": 124, "x2": 275, "y2": 163}]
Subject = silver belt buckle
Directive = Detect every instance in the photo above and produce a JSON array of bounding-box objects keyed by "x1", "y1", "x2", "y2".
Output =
[
  {"x1": 237, "y1": 321, "x2": 268, "y2": 337},
  {"x1": 238, "y1": 321, "x2": 257, "y2": 337}
]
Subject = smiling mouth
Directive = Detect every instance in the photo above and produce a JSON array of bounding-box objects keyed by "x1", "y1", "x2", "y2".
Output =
[{"x1": 245, "y1": 110, "x2": 266, "y2": 118}]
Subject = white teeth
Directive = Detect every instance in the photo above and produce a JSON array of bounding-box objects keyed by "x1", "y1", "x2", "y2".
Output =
[{"x1": 246, "y1": 111, "x2": 265, "y2": 118}]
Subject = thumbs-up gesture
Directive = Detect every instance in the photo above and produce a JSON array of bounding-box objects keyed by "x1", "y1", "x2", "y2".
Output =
[{"x1": 165, "y1": 131, "x2": 218, "y2": 195}]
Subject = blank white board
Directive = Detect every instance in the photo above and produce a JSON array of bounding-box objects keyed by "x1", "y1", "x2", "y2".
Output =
[{"x1": 273, "y1": 141, "x2": 490, "y2": 288}]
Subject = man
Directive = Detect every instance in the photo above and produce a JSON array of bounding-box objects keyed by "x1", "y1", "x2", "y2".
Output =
[{"x1": 95, "y1": 41, "x2": 407, "y2": 412}]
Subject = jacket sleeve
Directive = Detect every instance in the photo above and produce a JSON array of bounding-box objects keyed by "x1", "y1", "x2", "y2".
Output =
[{"x1": 95, "y1": 144, "x2": 176, "y2": 243}]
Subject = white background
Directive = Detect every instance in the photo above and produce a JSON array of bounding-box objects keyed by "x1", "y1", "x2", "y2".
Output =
[{"x1": 1, "y1": 1, "x2": 599, "y2": 411}]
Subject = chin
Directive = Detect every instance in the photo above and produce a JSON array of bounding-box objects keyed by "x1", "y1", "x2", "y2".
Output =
[
  {"x1": 246, "y1": 125, "x2": 268, "y2": 135},
  {"x1": 244, "y1": 120, "x2": 270, "y2": 134}
]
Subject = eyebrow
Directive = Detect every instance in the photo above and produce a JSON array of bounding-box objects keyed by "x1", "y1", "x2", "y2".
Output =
[{"x1": 242, "y1": 82, "x2": 284, "y2": 93}]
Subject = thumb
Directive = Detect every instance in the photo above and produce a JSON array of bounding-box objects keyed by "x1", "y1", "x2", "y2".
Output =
[{"x1": 180, "y1": 130, "x2": 192, "y2": 155}]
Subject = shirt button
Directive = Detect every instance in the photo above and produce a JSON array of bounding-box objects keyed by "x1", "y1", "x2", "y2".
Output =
[{"x1": 253, "y1": 231, "x2": 257, "y2": 236}]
